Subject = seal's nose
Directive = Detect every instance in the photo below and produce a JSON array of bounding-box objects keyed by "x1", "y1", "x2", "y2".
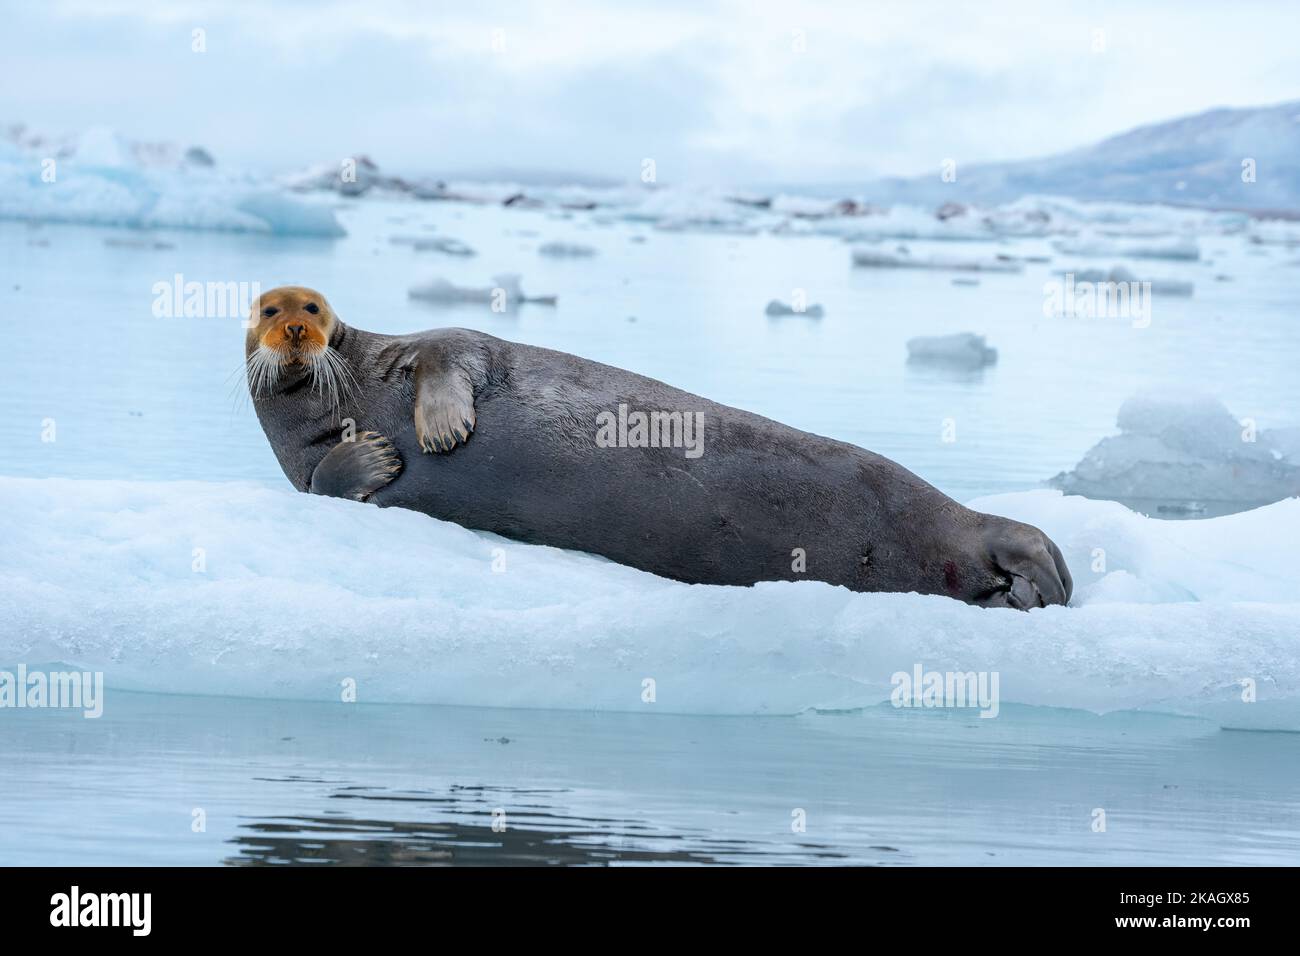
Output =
[{"x1": 286, "y1": 324, "x2": 305, "y2": 345}]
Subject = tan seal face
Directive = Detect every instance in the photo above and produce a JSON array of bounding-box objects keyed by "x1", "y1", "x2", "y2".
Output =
[
  {"x1": 247, "y1": 285, "x2": 337, "y2": 366},
  {"x1": 245, "y1": 285, "x2": 354, "y2": 410}
]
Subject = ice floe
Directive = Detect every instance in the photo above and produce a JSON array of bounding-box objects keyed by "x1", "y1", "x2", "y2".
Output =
[
  {"x1": 851, "y1": 246, "x2": 1023, "y2": 272},
  {"x1": 408, "y1": 273, "x2": 556, "y2": 307},
  {"x1": 538, "y1": 240, "x2": 598, "y2": 258},
  {"x1": 389, "y1": 235, "x2": 476, "y2": 256},
  {"x1": 1052, "y1": 234, "x2": 1201, "y2": 261},
  {"x1": 1061, "y1": 265, "x2": 1194, "y2": 296},
  {"x1": 765, "y1": 299, "x2": 824, "y2": 317},
  {"x1": 906, "y1": 333, "x2": 998, "y2": 368},
  {"x1": 1, "y1": 477, "x2": 1297, "y2": 729}
]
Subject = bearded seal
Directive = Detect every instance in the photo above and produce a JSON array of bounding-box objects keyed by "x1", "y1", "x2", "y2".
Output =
[{"x1": 247, "y1": 286, "x2": 1072, "y2": 608}]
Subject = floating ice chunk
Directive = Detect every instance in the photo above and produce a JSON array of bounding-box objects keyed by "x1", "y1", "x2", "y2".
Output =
[
  {"x1": 231, "y1": 193, "x2": 347, "y2": 237},
  {"x1": 1050, "y1": 392, "x2": 1300, "y2": 514},
  {"x1": 851, "y1": 246, "x2": 1022, "y2": 273},
  {"x1": 538, "y1": 241, "x2": 597, "y2": 258},
  {"x1": 103, "y1": 236, "x2": 176, "y2": 250},
  {"x1": 2, "y1": 478, "x2": 1298, "y2": 729},
  {"x1": 428, "y1": 238, "x2": 475, "y2": 256},
  {"x1": 1063, "y1": 265, "x2": 1193, "y2": 296},
  {"x1": 1052, "y1": 234, "x2": 1200, "y2": 261},
  {"x1": 389, "y1": 235, "x2": 476, "y2": 256},
  {"x1": 764, "y1": 299, "x2": 824, "y2": 317},
  {"x1": 408, "y1": 273, "x2": 555, "y2": 307},
  {"x1": 906, "y1": 333, "x2": 998, "y2": 368}
]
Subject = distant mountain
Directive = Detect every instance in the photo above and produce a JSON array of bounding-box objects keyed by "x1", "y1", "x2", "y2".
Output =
[{"x1": 861, "y1": 101, "x2": 1300, "y2": 213}]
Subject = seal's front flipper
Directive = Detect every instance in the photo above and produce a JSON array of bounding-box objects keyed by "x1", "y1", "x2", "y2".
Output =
[
  {"x1": 309, "y1": 431, "x2": 403, "y2": 501},
  {"x1": 414, "y1": 364, "x2": 476, "y2": 453}
]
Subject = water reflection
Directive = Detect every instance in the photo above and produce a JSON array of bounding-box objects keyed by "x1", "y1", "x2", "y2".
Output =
[{"x1": 225, "y1": 785, "x2": 860, "y2": 866}]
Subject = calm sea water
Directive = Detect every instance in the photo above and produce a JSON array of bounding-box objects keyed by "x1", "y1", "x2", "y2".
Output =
[
  {"x1": 3, "y1": 692, "x2": 1298, "y2": 866},
  {"x1": 2, "y1": 199, "x2": 1299, "y2": 865}
]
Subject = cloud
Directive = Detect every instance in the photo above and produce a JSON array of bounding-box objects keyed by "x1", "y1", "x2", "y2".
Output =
[{"x1": 3, "y1": 0, "x2": 1299, "y2": 184}]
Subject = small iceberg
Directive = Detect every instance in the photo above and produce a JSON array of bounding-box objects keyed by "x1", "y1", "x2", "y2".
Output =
[
  {"x1": 0, "y1": 126, "x2": 346, "y2": 237},
  {"x1": 906, "y1": 333, "x2": 998, "y2": 369},
  {"x1": 408, "y1": 273, "x2": 557, "y2": 308},
  {"x1": 764, "y1": 299, "x2": 825, "y2": 318},
  {"x1": 538, "y1": 241, "x2": 597, "y2": 258},
  {"x1": 1050, "y1": 392, "x2": 1300, "y2": 516},
  {"x1": 851, "y1": 247, "x2": 1022, "y2": 273},
  {"x1": 389, "y1": 235, "x2": 477, "y2": 256},
  {"x1": 1052, "y1": 235, "x2": 1200, "y2": 261},
  {"x1": 1063, "y1": 265, "x2": 1193, "y2": 296},
  {"x1": 102, "y1": 236, "x2": 176, "y2": 250}
]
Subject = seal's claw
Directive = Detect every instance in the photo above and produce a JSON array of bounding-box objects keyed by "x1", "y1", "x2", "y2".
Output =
[{"x1": 415, "y1": 388, "x2": 475, "y2": 454}]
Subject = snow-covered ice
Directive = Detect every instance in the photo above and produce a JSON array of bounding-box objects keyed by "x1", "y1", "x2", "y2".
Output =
[{"x1": 2, "y1": 477, "x2": 1296, "y2": 730}]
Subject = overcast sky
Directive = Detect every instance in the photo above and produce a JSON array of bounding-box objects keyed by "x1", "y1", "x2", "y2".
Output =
[{"x1": 4, "y1": 0, "x2": 1299, "y2": 185}]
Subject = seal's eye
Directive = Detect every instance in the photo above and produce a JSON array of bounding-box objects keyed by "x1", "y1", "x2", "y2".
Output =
[
  {"x1": 262, "y1": 306, "x2": 279, "y2": 318},
  {"x1": 304, "y1": 303, "x2": 320, "y2": 315}
]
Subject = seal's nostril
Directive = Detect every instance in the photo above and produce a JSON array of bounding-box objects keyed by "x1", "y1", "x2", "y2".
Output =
[{"x1": 286, "y1": 324, "x2": 305, "y2": 343}]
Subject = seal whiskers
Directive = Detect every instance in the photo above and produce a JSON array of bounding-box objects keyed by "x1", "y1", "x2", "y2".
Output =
[
  {"x1": 243, "y1": 346, "x2": 283, "y2": 399},
  {"x1": 308, "y1": 345, "x2": 358, "y2": 416}
]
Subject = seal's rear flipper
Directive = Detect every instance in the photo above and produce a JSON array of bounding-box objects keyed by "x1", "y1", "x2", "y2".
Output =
[{"x1": 309, "y1": 431, "x2": 403, "y2": 502}]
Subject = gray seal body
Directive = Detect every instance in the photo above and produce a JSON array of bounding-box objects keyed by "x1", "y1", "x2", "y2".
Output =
[{"x1": 252, "y1": 322, "x2": 1072, "y2": 608}]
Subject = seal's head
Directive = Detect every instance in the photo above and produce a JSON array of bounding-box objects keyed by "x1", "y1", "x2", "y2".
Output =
[
  {"x1": 247, "y1": 285, "x2": 337, "y2": 364},
  {"x1": 245, "y1": 286, "x2": 353, "y2": 408}
]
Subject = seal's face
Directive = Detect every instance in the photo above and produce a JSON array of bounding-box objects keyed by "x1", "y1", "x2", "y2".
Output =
[
  {"x1": 248, "y1": 286, "x2": 337, "y2": 365},
  {"x1": 245, "y1": 286, "x2": 353, "y2": 410}
]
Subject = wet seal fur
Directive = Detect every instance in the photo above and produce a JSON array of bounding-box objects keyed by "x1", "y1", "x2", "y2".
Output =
[{"x1": 247, "y1": 287, "x2": 1072, "y2": 609}]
